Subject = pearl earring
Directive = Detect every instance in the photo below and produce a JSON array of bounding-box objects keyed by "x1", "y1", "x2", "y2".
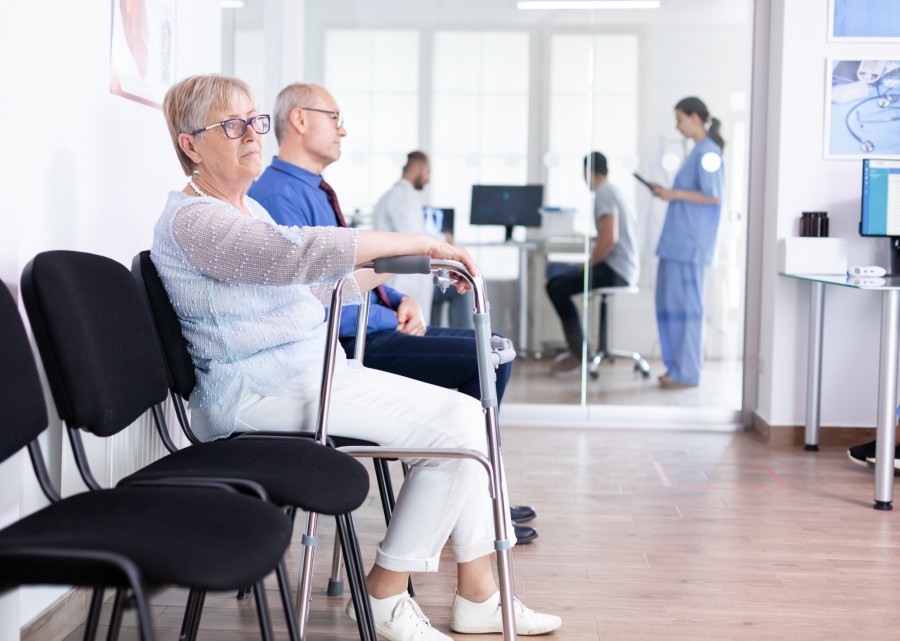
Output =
[{"x1": 192, "y1": 169, "x2": 200, "y2": 181}]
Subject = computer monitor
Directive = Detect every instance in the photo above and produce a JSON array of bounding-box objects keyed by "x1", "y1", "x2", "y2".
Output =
[
  {"x1": 470, "y1": 185, "x2": 544, "y2": 242},
  {"x1": 423, "y1": 207, "x2": 454, "y2": 236},
  {"x1": 860, "y1": 159, "x2": 900, "y2": 236},
  {"x1": 860, "y1": 158, "x2": 900, "y2": 272}
]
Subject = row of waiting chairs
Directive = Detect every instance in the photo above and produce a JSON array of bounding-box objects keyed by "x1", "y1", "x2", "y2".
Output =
[{"x1": 0, "y1": 250, "x2": 380, "y2": 641}]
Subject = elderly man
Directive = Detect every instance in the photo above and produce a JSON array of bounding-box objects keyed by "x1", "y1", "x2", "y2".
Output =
[{"x1": 248, "y1": 82, "x2": 538, "y2": 541}]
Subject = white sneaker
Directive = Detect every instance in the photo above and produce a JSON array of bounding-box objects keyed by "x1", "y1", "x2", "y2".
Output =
[
  {"x1": 347, "y1": 592, "x2": 452, "y2": 641},
  {"x1": 450, "y1": 590, "x2": 562, "y2": 635}
]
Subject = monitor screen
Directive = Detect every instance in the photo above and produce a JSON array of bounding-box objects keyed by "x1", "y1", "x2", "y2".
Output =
[
  {"x1": 860, "y1": 158, "x2": 900, "y2": 237},
  {"x1": 423, "y1": 207, "x2": 454, "y2": 236},
  {"x1": 470, "y1": 185, "x2": 544, "y2": 240}
]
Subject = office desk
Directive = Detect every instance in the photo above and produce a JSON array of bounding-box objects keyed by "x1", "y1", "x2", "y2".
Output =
[
  {"x1": 782, "y1": 272, "x2": 900, "y2": 510},
  {"x1": 464, "y1": 240, "x2": 539, "y2": 354}
]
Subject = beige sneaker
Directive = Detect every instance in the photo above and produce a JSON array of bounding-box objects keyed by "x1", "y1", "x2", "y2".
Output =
[
  {"x1": 450, "y1": 591, "x2": 562, "y2": 635},
  {"x1": 347, "y1": 592, "x2": 452, "y2": 641}
]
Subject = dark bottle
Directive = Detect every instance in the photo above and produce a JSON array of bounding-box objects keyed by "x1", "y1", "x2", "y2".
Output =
[
  {"x1": 800, "y1": 212, "x2": 813, "y2": 237},
  {"x1": 819, "y1": 212, "x2": 829, "y2": 237}
]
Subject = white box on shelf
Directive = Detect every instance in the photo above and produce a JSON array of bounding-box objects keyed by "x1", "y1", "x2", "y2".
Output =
[
  {"x1": 538, "y1": 207, "x2": 577, "y2": 238},
  {"x1": 778, "y1": 237, "x2": 848, "y2": 275}
]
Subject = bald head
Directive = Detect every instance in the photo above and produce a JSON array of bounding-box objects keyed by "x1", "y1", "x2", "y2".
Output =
[{"x1": 273, "y1": 83, "x2": 346, "y2": 174}]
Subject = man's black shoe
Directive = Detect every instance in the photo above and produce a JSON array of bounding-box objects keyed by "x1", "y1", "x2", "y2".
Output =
[
  {"x1": 514, "y1": 524, "x2": 538, "y2": 544},
  {"x1": 510, "y1": 504, "x2": 536, "y2": 524},
  {"x1": 848, "y1": 440, "x2": 877, "y2": 467}
]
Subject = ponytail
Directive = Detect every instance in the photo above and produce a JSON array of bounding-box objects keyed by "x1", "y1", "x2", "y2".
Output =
[
  {"x1": 675, "y1": 96, "x2": 725, "y2": 150},
  {"x1": 707, "y1": 117, "x2": 725, "y2": 150}
]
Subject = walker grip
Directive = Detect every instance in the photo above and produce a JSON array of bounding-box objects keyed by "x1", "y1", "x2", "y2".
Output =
[{"x1": 373, "y1": 255, "x2": 432, "y2": 275}]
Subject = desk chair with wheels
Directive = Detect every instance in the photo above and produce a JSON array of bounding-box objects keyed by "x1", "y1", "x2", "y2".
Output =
[
  {"x1": 588, "y1": 286, "x2": 651, "y2": 380},
  {"x1": 0, "y1": 280, "x2": 296, "y2": 641},
  {"x1": 21, "y1": 250, "x2": 377, "y2": 641}
]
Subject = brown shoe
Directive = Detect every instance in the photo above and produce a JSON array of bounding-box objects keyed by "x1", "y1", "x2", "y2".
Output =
[
  {"x1": 658, "y1": 375, "x2": 698, "y2": 389},
  {"x1": 550, "y1": 354, "x2": 582, "y2": 378}
]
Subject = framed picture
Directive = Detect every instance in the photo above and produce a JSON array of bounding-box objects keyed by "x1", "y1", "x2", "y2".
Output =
[
  {"x1": 829, "y1": 0, "x2": 900, "y2": 41},
  {"x1": 110, "y1": 0, "x2": 176, "y2": 108},
  {"x1": 824, "y1": 59, "x2": 900, "y2": 159}
]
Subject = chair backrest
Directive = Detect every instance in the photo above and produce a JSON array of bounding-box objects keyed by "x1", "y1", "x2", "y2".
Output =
[
  {"x1": 0, "y1": 284, "x2": 49, "y2": 464},
  {"x1": 20, "y1": 250, "x2": 169, "y2": 438},
  {"x1": 131, "y1": 251, "x2": 196, "y2": 400}
]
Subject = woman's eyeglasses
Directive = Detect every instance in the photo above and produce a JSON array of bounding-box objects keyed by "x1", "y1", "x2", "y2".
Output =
[{"x1": 192, "y1": 114, "x2": 271, "y2": 139}]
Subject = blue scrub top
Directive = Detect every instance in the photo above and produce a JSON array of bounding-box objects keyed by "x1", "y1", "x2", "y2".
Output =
[{"x1": 655, "y1": 137, "x2": 724, "y2": 266}]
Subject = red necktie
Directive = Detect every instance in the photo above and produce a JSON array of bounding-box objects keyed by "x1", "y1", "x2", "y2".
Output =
[{"x1": 320, "y1": 178, "x2": 394, "y2": 309}]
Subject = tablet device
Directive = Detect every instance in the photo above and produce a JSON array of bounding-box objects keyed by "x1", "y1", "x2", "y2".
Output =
[{"x1": 633, "y1": 172, "x2": 652, "y2": 189}]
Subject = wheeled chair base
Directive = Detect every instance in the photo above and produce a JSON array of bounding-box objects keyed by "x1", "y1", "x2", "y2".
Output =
[{"x1": 589, "y1": 348, "x2": 651, "y2": 380}]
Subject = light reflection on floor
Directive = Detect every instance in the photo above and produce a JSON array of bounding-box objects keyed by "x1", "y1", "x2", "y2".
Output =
[{"x1": 503, "y1": 356, "x2": 743, "y2": 409}]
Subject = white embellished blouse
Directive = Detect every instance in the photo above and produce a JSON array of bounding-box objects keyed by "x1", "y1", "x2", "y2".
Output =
[{"x1": 151, "y1": 191, "x2": 361, "y2": 441}]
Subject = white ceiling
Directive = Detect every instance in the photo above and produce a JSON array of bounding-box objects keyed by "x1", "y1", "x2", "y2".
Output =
[{"x1": 232, "y1": 0, "x2": 752, "y2": 30}]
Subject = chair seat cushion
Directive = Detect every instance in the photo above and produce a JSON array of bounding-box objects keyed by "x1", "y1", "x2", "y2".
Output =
[
  {"x1": 119, "y1": 438, "x2": 369, "y2": 515},
  {"x1": 0, "y1": 487, "x2": 291, "y2": 591}
]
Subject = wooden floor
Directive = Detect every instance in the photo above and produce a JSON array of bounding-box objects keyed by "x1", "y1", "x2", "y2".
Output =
[
  {"x1": 503, "y1": 357, "x2": 743, "y2": 409},
  {"x1": 58, "y1": 426, "x2": 900, "y2": 641}
]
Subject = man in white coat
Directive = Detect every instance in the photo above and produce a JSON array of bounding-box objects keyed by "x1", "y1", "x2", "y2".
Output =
[{"x1": 372, "y1": 151, "x2": 436, "y2": 324}]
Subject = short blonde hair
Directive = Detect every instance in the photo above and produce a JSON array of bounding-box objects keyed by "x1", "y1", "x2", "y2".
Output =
[{"x1": 163, "y1": 74, "x2": 255, "y2": 175}]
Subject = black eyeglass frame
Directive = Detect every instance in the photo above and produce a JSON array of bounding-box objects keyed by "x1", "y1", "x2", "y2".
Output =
[
  {"x1": 191, "y1": 114, "x2": 271, "y2": 139},
  {"x1": 299, "y1": 107, "x2": 344, "y2": 129}
]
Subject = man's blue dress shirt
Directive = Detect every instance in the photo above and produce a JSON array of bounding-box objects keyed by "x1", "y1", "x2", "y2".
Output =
[{"x1": 249, "y1": 157, "x2": 405, "y2": 336}]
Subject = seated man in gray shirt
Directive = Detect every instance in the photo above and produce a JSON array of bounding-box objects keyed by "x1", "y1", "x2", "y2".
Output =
[{"x1": 547, "y1": 151, "x2": 640, "y2": 376}]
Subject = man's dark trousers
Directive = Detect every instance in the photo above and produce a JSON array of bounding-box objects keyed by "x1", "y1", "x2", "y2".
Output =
[{"x1": 340, "y1": 326, "x2": 512, "y2": 403}]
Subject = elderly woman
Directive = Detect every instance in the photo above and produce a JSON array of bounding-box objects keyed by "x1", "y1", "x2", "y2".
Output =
[{"x1": 152, "y1": 74, "x2": 560, "y2": 641}]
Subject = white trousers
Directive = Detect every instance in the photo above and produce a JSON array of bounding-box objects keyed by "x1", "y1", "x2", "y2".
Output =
[{"x1": 235, "y1": 360, "x2": 514, "y2": 572}]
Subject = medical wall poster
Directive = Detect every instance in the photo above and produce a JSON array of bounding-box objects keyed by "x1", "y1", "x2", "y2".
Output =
[
  {"x1": 825, "y1": 59, "x2": 900, "y2": 160},
  {"x1": 829, "y1": 0, "x2": 900, "y2": 41},
  {"x1": 110, "y1": 0, "x2": 176, "y2": 108}
]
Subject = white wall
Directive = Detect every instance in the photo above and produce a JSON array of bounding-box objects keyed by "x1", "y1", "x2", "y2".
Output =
[
  {"x1": 295, "y1": 3, "x2": 753, "y2": 362},
  {"x1": 754, "y1": 0, "x2": 900, "y2": 427},
  {"x1": 0, "y1": 1, "x2": 222, "y2": 634}
]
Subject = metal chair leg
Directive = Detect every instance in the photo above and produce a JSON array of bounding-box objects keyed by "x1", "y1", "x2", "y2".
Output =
[
  {"x1": 253, "y1": 580, "x2": 274, "y2": 641},
  {"x1": 177, "y1": 589, "x2": 205, "y2": 641},
  {"x1": 82, "y1": 587, "x2": 104, "y2": 641},
  {"x1": 337, "y1": 513, "x2": 377, "y2": 641},
  {"x1": 276, "y1": 560, "x2": 301, "y2": 641},
  {"x1": 105, "y1": 590, "x2": 126, "y2": 641}
]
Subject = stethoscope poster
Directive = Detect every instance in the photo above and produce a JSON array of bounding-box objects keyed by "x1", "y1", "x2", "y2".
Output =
[{"x1": 825, "y1": 59, "x2": 900, "y2": 160}]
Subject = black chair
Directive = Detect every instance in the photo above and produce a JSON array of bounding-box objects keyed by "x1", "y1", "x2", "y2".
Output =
[
  {"x1": 0, "y1": 282, "x2": 296, "y2": 641},
  {"x1": 20, "y1": 250, "x2": 377, "y2": 641},
  {"x1": 587, "y1": 286, "x2": 652, "y2": 380},
  {"x1": 131, "y1": 249, "x2": 407, "y2": 599}
]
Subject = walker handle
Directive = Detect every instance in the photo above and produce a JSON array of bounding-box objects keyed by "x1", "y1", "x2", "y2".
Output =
[{"x1": 373, "y1": 255, "x2": 432, "y2": 275}]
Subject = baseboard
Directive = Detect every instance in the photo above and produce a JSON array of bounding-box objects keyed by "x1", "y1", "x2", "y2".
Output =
[
  {"x1": 751, "y1": 412, "x2": 883, "y2": 447},
  {"x1": 21, "y1": 588, "x2": 85, "y2": 641}
]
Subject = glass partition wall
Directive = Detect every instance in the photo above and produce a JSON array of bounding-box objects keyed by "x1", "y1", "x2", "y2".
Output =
[{"x1": 224, "y1": 0, "x2": 752, "y2": 420}]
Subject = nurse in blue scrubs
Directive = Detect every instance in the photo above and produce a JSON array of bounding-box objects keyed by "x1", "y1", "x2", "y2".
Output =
[{"x1": 649, "y1": 96, "x2": 725, "y2": 389}]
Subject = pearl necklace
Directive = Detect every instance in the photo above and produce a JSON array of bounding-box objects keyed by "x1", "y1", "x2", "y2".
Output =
[
  {"x1": 189, "y1": 180, "x2": 208, "y2": 197},
  {"x1": 189, "y1": 180, "x2": 253, "y2": 217}
]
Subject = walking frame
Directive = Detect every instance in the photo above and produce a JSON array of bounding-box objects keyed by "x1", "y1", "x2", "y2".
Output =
[{"x1": 293, "y1": 256, "x2": 520, "y2": 641}]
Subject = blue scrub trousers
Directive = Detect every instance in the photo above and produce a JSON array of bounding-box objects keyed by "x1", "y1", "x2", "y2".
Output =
[
  {"x1": 655, "y1": 258, "x2": 706, "y2": 385},
  {"x1": 340, "y1": 326, "x2": 512, "y2": 404}
]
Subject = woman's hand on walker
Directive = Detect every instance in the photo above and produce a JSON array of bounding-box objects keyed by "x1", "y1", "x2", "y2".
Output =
[{"x1": 424, "y1": 239, "x2": 478, "y2": 293}]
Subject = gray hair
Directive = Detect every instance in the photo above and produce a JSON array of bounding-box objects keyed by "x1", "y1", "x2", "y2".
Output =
[
  {"x1": 273, "y1": 83, "x2": 317, "y2": 144},
  {"x1": 163, "y1": 74, "x2": 255, "y2": 175}
]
